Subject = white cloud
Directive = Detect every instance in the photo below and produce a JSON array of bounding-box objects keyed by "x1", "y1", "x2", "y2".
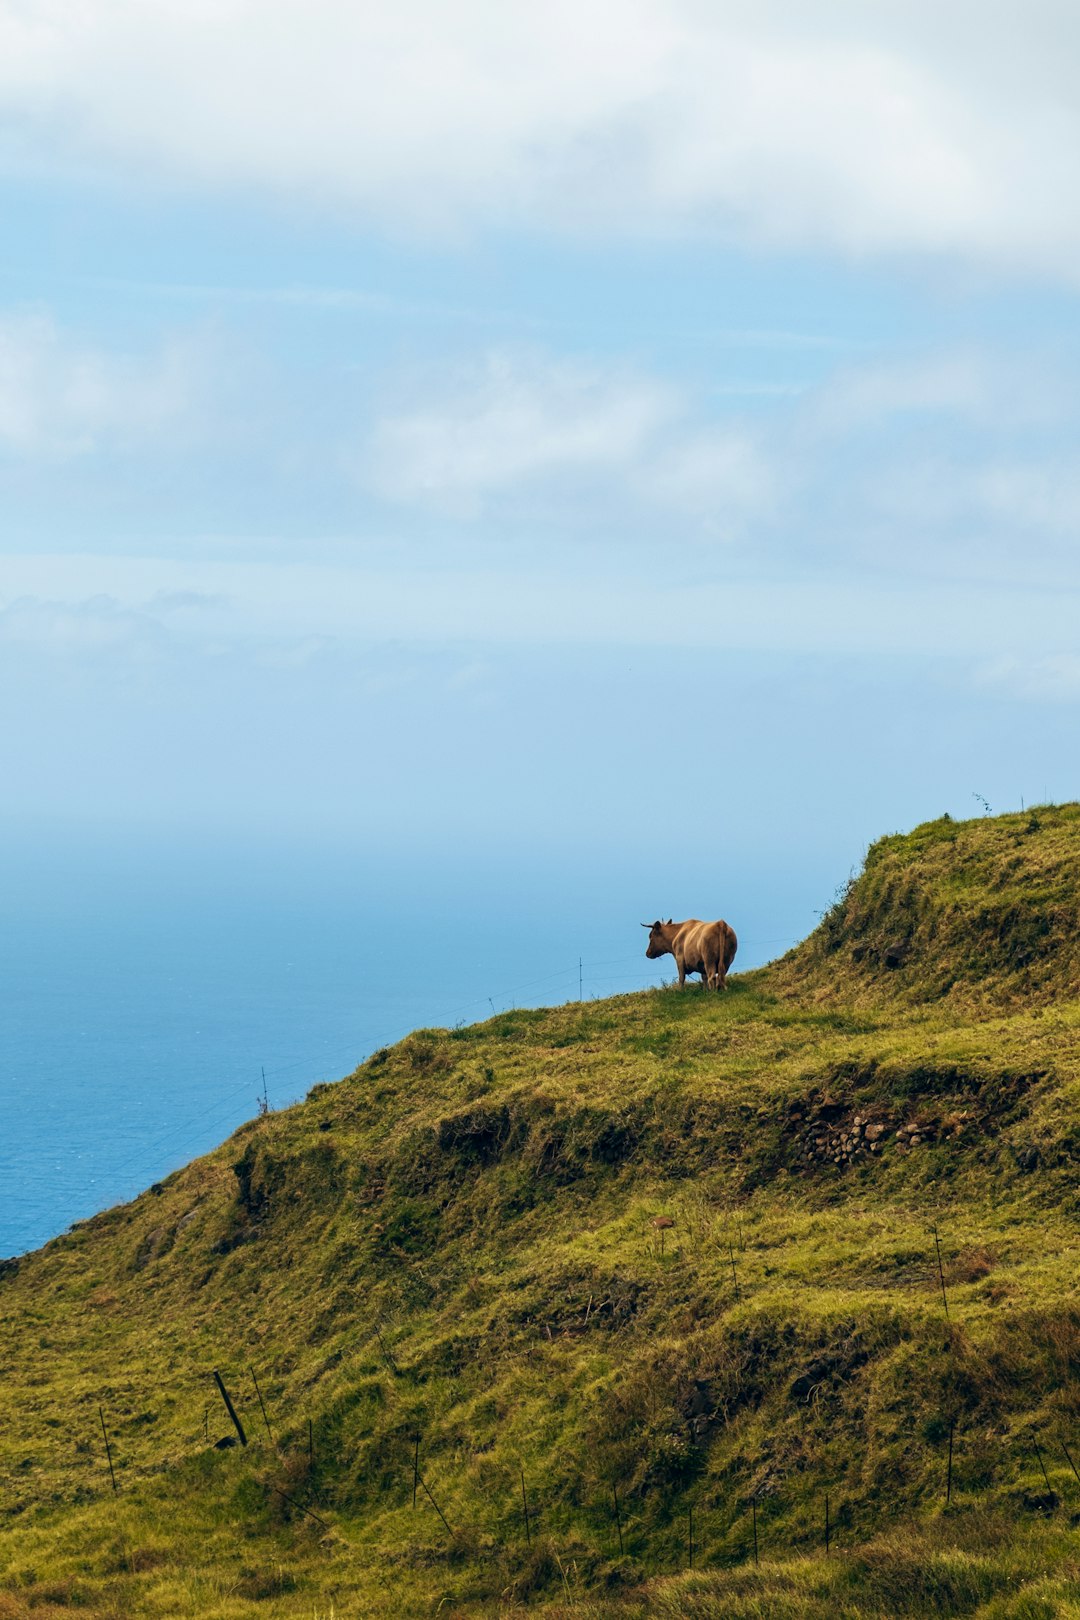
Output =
[
  {"x1": 755, "y1": 343, "x2": 1080, "y2": 565},
  {"x1": 638, "y1": 429, "x2": 770, "y2": 531},
  {"x1": 808, "y1": 347, "x2": 1075, "y2": 438},
  {"x1": 0, "y1": 593, "x2": 162, "y2": 655},
  {"x1": 359, "y1": 346, "x2": 771, "y2": 532},
  {"x1": 357, "y1": 339, "x2": 1080, "y2": 557},
  {"x1": 809, "y1": 352, "x2": 996, "y2": 436},
  {"x1": 363, "y1": 350, "x2": 676, "y2": 515},
  {"x1": 858, "y1": 452, "x2": 1080, "y2": 556},
  {"x1": 2, "y1": 2, "x2": 1080, "y2": 276},
  {"x1": 976, "y1": 656, "x2": 1080, "y2": 703},
  {"x1": 148, "y1": 588, "x2": 231, "y2": 613},
  {"x1": 0, "y1": 310, "x2": 209, "y2": 457},
  {"x1": 968, "y1": 461, "x2": 1080, "y2": 538}
]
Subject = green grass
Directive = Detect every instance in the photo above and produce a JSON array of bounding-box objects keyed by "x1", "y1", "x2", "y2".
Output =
[{"x1": 3, "y1": 805, "x2": 1080, "y2": 1617}]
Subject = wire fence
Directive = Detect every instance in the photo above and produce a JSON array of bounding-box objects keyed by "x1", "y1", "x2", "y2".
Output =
[{"x1": 25, "y1": 1230, "x2": 1075, "y2": 1588}]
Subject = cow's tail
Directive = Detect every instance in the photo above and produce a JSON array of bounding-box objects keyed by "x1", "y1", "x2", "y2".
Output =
[{"x1": 724, "y1": 923, "x2": 738, "y2": 971}]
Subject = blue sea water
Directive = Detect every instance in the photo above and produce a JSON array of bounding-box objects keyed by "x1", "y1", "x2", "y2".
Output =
[{"x1": 1, "y1": 831, "x2": 826, "y2": 1258}]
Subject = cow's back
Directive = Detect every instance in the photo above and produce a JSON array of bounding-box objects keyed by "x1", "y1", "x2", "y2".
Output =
[
  {"x1": 678, "y1": 919, "x2": 736, "y2": 975},
  {"x1": 673, "y1": 920, "x2": 708, "y2": 968}
]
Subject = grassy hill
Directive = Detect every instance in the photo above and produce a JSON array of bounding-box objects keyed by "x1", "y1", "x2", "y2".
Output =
[{"x1": 3, "y1": 805, "x2": 1080, "y2": 1619}]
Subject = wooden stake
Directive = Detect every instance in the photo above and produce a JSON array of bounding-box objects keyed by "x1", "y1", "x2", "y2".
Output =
[
  {"x1": 249, "y1": 1366, "x2": 274, "y2": 1446},
  {"x1": 413, "y1": 1434, "x2": 420, "y2": 1508},
  {"x1": 1033, "y1": 1434, "x2": 1052, "y2": 1495},
  {"x1": 946, "y1": 1420, "x2": 954, "y2": 1505},
  {"x1": 728, "y1": 1244, "x2": 741, "y2": 1302},
  {"x1": 99, "y1": 1406, "x2": 117, "y2": 1494},
  {"x1": 520, "y1": 1464, "x2": 531, "y2": 1545},
  {"x1": 752, "y1": 1499, "x2": 759, "y2": 1565},
  {"x1": 1061, "y1": 1436, "x2": 1080, "y2": 1488},
  {"x1": 613, "y1": 1484, "x2": 624, "y2": 1555},
  {"x1": 825, "y1": 1492, "x2": 830, "y2": 1554},
  {"x1": 212, "y1": 1369, "x2": 247, "y2": 1446}
]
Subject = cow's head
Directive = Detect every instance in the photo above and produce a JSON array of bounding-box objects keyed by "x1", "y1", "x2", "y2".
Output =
[{"x1": 642, "y1": 919, "x2": 673, "y2": 958}]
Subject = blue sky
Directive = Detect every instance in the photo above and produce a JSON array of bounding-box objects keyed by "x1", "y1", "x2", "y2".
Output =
[{"x1": 2, "y1": 1, "x2": 1079, "y2": 893}]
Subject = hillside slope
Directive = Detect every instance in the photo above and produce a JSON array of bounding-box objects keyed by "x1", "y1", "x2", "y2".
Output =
[{"x1": 2, "y1": 805, "x2": 1080, "y2": 1619}]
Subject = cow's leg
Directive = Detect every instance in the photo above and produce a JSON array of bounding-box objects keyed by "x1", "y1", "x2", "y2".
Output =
[{"x1": 675, "y1": 955, "x2": 686, "y2": 988}]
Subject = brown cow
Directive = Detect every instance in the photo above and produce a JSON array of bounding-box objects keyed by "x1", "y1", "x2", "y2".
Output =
[{"x1": 642, "y1": 917, "x2": 738, "y2": 990}]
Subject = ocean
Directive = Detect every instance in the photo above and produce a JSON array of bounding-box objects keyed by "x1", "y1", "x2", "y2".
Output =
[{"x1": 1, "y1": 831, "x2": 823, "y2": 1258}]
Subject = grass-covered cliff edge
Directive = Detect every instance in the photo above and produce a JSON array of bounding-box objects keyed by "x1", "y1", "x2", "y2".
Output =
[{"x1": 3, "y1": 805, "x2": 1080, "y2": 1619}]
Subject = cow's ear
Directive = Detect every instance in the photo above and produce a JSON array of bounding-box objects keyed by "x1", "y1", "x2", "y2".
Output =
[{"x1": 666, "y1": 917, "x2": 673, "y2": 924}]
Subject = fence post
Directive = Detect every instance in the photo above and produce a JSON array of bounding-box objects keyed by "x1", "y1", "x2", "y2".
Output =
[
  {"x1": 99, "y1": 1407, "x2": 117, "y2": 1494},
  {"x1": 249, "y1": 1367, "x2": 274, "y2": 1445},
  {"x1": 933, "y1": 1229, "x2": 950, "y2": 1319},
  {"x1": 212, "y1": 1369, "x2": 247, "y2": 1446}
]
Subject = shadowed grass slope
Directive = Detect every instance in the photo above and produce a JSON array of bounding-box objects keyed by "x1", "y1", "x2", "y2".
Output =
[{"x1": 2, "y1": 805, "x2": 1080, "y2": 1617}]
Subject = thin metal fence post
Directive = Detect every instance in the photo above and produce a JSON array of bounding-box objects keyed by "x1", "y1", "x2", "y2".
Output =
[{"x1": 99, "y1": 1407, "x2": 118, "y2": 1494}]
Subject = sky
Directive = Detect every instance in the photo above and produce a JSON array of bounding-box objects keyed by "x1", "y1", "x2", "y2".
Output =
[{"x1": 2, "y1": 0, "x2": 1079, "y2": 899}]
